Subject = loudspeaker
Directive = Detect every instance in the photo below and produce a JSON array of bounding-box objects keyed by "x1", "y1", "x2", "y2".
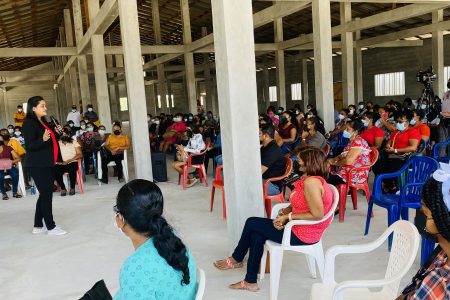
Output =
[{"x1": 151, "y1": 153, "x2": 167, "y2": 182}]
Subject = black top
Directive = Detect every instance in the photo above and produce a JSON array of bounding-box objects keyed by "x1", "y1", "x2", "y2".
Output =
[
  {"x1": 261, "y1": 140, "x2": 286, "y2": 180},
  {"x1": 22, "y1": 117, "x2": 62, "y2": 168}
]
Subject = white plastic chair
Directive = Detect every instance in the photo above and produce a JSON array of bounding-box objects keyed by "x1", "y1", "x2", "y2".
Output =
[
  {"x1": 195, "y1": 267, "x2": 206, "y2": 300},
  {"x1": 260, "y1": 184, "x2": 339, "y2": 300},
  {"x1": 4, "y1": 161, "x2": 26, "y2": 197},
  {"x1": 310, "y1": 220, "x2": 420, "y2": 300},
  {"x1": 97, "y1": 150, "x2": 129, "y2": 185}
]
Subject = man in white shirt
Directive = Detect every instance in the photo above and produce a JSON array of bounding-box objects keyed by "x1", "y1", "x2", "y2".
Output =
[{"x1": 66, "y1": 105, "x2": 82, "y2": 130}]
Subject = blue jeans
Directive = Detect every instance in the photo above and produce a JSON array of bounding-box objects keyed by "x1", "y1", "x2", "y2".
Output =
[
  {"x1": 0, "y1": 167, "x2": 19, "y2": 194},
  {"x1": 264, "y1": 179, "x2": 280, "y2": 196}
]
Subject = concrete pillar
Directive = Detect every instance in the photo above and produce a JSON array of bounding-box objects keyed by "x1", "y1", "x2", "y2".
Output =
[
  {"x1": 355, "y1": 18, "x2": 363, "y2": 103},
  {"x1": 211, "y1": 0, "x2": 264, "y2": 246},
  {"x1": 114, "y1": 54, "x2": 124, "y2": 120},
  {"x1": 59, "y1": 28, "x2": 73, "y2": 113},
  {"x1": 72, "y1": 0, "x2": 91, "y2": 109},
  {"x1": 63, "y1": 9, "x2": 80, "y2": 106},
  {"x1": 302, "y1": 58, "x2": 309, "y2": 111},
  {"x1": 118, "y1": 0, "x2": 153, "y2": 181},
  {"x1": 312, "y1": 0, "x2": 334, "y2": 131},
  {"x1": 262, "y1": 58, "x2": 271, "y2": 109},
  {"x1": 1, "y1": 88, "x2": 8, "y2": 127},
  {"x1": 89, "y1": 0, "x2": 112, "y2": 130},
  {"x1": 432, "y1": 10, "x2": 445, "y2": 98},
  {"x1": 106, "y1": 54, "x2": 120, "y2": 122},
  {"x1": 340, "y1": 2, "x2": 355, "y2": 107},
  {"x1": 274, "y1": 18, "x2": 286, "y2": 109},
  {"x1": 202, "y1": 27, "x2": 213, "y2": 114}
]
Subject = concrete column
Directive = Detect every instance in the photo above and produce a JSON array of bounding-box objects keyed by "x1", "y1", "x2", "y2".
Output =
[
  {"x1": 432, "y1": 10, "x2": 445, "y2": 98},
  {"x1": 262, "y1": 58, "x2": 271, "y2": 109},
  {"x1": 302, "y1": 58, "x2": 309, "y2": 111},
  {"x1": 106, "y1": 54, "x2": 120, "y2": 122},
  {"x1": 202, "y1": 27, "x2": 213, "y2": 113},
  {"x1": 59, "y1": 28, "x2": 73, "y2": 113},
  {"x1": 211, "y1": 0, "x2": 264, "y2": 246},
  {"x1": 312, "y1": 0, "x2": 334, "y2": 131},
  {"x1": 114, "y1": 54, "x2": 124, "y2": 120},
  {"x1": 118, "y1": 0, "x2": 153, "y2": 181},
  {"x1": 274, "y1": 18, "x2": 286, "y2": 109},
  {"x1": 89, "y1": 0, "x2": 112, "y2": 130},
  {"x1": 340, "y1": 2, "x2": 355, "y2": 107},
  {"x1": 1, "y1": 88, "x2": 8, "y2": 127},
  {"x1": 63, "y1": 9, "x2": 80, "y2": 106},
  {"x1": 355, "y1": 18, "x2": 363, "y2": 103},
  {"x1": 72, "y1": 0, "x2": 91, "y2": 109}
]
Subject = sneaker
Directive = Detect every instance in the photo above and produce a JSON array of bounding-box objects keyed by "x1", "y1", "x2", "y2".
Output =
[
  {"x1": 48, "y1": 226, "x2": 67, "y2": 236},
  {"x1": 32, "y1": 227, "x2": 47, "y2": 234},
  {"x1": 61, "y1": 190, "x2": 67, "y2": 197},
  {"x1": 69, "y1": 189, "x2": 75, "y2": 196}
]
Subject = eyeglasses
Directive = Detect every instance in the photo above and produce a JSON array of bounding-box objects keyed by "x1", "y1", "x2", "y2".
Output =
[{"x1": 113, "y1": 205, "x2": 120, "y2": 214}]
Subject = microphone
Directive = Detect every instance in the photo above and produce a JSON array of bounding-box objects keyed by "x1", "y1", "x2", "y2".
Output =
[{"x1": 49, "y1": 115, "x2": 60, "y2": 128}]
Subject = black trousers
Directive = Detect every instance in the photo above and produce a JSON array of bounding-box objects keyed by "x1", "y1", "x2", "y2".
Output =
[
  {"x1": 372, "y1": 156, "x2": 407, "y2": 189},
  {"x1": 232, "y1": 217, "x2": 310, "y2": 283},
  {"x1": 29, "y1": 167, "x2": 56, "y2": 230},
  {"x1": 55, "y1": 163, "x2": 78, "y2": 190},
  {"x1": 101, "y1": 153, "x2": 124, "y2": 182}
]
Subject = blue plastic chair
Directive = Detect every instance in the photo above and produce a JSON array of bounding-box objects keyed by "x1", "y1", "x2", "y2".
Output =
[
  {"x1": 421, "y1": 237, "x2": 437, "y2": 267},
  {"x1": 364, "y1": 156, "x2": 439, "y2": 250},
  {"x1": 432, "y1": 139, "x2": 450, "y2": 163}
]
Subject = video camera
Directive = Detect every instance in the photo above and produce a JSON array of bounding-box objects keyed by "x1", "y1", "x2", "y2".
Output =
[{"x1": 416, "y1": 67, "x2": 437, "y2": 86}]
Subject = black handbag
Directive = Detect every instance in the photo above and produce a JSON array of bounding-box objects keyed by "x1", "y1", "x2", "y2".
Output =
[{"x1": 79, "y1": 280, "x2": 112, "y2": 300}]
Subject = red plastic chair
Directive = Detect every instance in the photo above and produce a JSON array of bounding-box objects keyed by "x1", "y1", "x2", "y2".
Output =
[
  {"x1": 263, "y1": 157, "x2": 293, "y2": 217},
  {"x1": 178, "y1": 142, "x2": 210, "y2": 190},
  {"x1": 336, "y1": 147, "x2": 378, "y2": 222},
  {"x1": 210, "y1": 164, "x2": 226, "y2": 219},
  {"x1": 324, "y1": 143, "x2": 331, "y2": 157}
]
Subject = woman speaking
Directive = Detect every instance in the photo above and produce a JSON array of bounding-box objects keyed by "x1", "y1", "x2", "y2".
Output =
[{"x1": 22, "y1": 96, "x2": 67, "y2": 236}]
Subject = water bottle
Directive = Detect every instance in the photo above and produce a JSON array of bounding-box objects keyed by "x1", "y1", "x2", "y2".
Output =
[{"x1": 31, "y1": 185, "x2": 36, "y2": 195}]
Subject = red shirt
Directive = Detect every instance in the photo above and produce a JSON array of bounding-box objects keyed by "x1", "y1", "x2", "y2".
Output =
[
  {"x1": 360, "y1": 126, "x2": 384, "y2": 147},
  {"x1": 0, "y1": 145, "x2": 13, "y2": 160},
  {"x1": 41, "y1": 122, "x2": 59, "y2": 164},
  {"x1": 414, "y1": 123, "x2": 430, "y2": 139},
  {"x1": 389, "y1": 128, "x2": 421, "y2": 149}
]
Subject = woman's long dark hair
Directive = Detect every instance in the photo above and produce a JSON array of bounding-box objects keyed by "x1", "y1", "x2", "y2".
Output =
[
  {"x1": 422, "y1": 178, "x2": 450, "y2": 242},
  {"x1": 26, "y1": 96, "x2": 44, "y2": 121},
  {"x1": 308, "y1": 117, "x2": 326, "y2": 135},
  {"x1": 116, "y1": 180, "x2": 191, "y2": 285}
]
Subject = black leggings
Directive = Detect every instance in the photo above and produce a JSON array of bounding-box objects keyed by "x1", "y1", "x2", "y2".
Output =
[
  {"x1": 55, "y1": 163, "x2": 78, "y2": 190},
  {"x1": 29, "y1": 167, "x2": 56, "y2": 230}
]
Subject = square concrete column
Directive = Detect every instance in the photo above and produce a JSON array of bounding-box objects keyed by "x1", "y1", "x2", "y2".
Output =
[
  {"x1": 312, "y1": 0, "x2": 335, "y2": 131},
  {"x1": 302, "y1": 58, "x2": 309, "y2": 111},
  {"x1": 355, "y1": 18, "x2": 363, "y2": 103},
  {"x1": 274, "y1": 18, "x2": 287, "y2": 109},
  {"x1": 114, "y1": 54, "x2": 124, "y2": 120},
  {"x1": 340, "y1": 2, "x2": 355, "y2": 107},
  {"x1": 1, "y1": 88, "x2": 9, "y2": 127},
  {"x1": 59, "y1": 28, "x2": 73, "y2": 112},
  {"x1": 106, "y1": 54, "x2": 120, "y2": 122},
  {"x1": 211, "y1": 0, "x2": 264, "y2": 246},
  {"x1": 432, "y1": 10, "x2": 445, "y2": 98},
  {"x1": 202, "y1": 27, "x2": 214, "y2": 113},
  {"x1": 118, "y1": 0, "x2": 153, "y2": 181},
  {"x1": 63, "y1": 9, "x2": 81, "y2": 106},
  {"x1": 262, "y1": 58, "x2": 271, "y2": 109}
]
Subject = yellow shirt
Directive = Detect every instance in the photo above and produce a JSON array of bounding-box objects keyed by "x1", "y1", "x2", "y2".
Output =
[
  {"x1": 7, "y1": 139, "x2": 25, "y2": 157},
  {"x1": 13, "y1": 111, "x2": 26, "y2": 127},
  {"x1": 106, "y1": 134, "x2": 129, "y2": 151}
]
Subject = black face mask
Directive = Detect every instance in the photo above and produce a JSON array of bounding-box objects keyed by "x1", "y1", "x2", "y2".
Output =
[
  {"x1": 304, "y1": 127, "x2": 310, "y2": 132},
  {"x1": 61, "y1": 136, "x2": 72, "y2": 143},
  {"x1": 114, "y1": 130, "x2": 121, "y2": 136},
  {"x1": 281, "y1": 118, "x2": 288, "y2": 124},
  {"x1": 187, "y1": 130, "x2": 193, "y2": 138}
]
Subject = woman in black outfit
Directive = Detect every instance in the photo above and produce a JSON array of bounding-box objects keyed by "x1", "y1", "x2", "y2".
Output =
[{"x1": 22, "y1": 96, "x2": 67, "y2": 236}]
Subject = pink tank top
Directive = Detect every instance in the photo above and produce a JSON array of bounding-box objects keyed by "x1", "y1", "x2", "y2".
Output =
[{"x1": 289, "y1": 176, "x2": 333, "y2": 244}]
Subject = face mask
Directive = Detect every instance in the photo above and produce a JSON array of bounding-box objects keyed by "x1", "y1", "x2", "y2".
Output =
[
  {"x1": 307, "y1": 107, "x2": 312, "y2": 111},
  {"x1": 18, "y1": 109, "x2": 22, "y2": 112},
  {"x1": 173, "y1": 117, "x2": 180, "y2": 122},
  {"x1": 342, "y1": 130, "x2": 352, "y2": 139},
  {"x1": 410, "y1": 119, "x2": 417, "y2": 126},
  {"x1": 114, "y1": 130, "x2": 121, "y2": 135},
  {"x1": 420, "y1": 104, "x2": 427, "y2": 110},
  {"x1": 362, "y1": 120, "x2": 369, "y2": 127},
  {"x1": 396, "y1": 122, "x2": 405, "y2": 132},
  {"x1": 87, "y1": 127, "x2": 94, "y2": 132},
  {"x1": 358, "y1": 105, "x2": 364, "y2": 110},
  {"x1": 14, "y1": 131, "x2": 21, "y2": 136},
  {"x1": 338, "y1": 114, "x2": 345, "y2": 120},
  {"x1": 278, "y1": 110, "x2": 283, "y2": 114},
  {"x1": 69, "y1": 124, "x2": 74, "y2": 127},
  {"x1": 7, "y1": 129, "x2": 13, "y2": 134},
  {"x1": 88, "y1": 108, "x2": 93, "y2": 112},
  {"x1": 184, "y1": 118, "x2": 187, "y2": 122},
  {"x1": 281, "y1": 118, "x2": 288, "y2": 124},
  {"x1": 188, "y1": 117, "x2": 193, "y2": 121},
  {"x1": 349, "y1": 109, "x2": 354, "y2": 115},
  {"x1": 295, "y1": 110, "x2": 300, "y2": 115},
  {"x1": 81, "y1": 125, "x2": 86, "y2": 130},
  {"x1": 307, "y1": 114, "x2": 313, "y2": 119},
  {"x1": 381, "y1": 112, "x2": 388, "y2": 119},
  {"x1": 99, "y1": 130, "x2": 106, "y2": 135},
  {"x1": 153, "y1": 120, "x2": 160, "y2": 125},
  {"x1": 72, "y1": 109, "x2": 77, "y2": 113},
  {"x1": 375, "y1": 120, "x2": 382, "y2": 127}
]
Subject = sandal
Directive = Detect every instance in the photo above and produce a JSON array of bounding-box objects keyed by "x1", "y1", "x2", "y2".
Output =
[
  {"x1": 229, "y1": 280, "x2": 260, "y2": 292},
  {"x1": 2, "y1": 194, "x2": 9, "y2": 200},
  {"x1": 213, "y1": 257, "x2": 243, "y2": 270},
  {"x1": 13, "y1": 193, "x2": 22, "y2": 198}
]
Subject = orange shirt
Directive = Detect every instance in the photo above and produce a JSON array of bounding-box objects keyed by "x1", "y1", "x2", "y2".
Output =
[
  {"x1": 106, "y1": 134, "x2": 129, "y2": 151},
  {"x1": 414, "y1": 123, "x2": 430, "y2": 139},
  {"x1": 13, "y1": 111, "x2": 26, "y2": 127}
]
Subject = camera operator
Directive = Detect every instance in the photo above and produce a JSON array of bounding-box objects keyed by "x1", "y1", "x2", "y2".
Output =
[{"x1": 439, "y1": 78, "x2": 450, "y2": 143}]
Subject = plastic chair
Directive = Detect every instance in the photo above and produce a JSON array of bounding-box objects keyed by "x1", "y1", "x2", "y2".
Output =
[
  {"x1": 432, "y1": 139, "x2": 450, "y2": 163},
  {"x1": 365, "y1": 156, "x2": 438, "y2": 249},
  {"x1": 421, "y1": 236, "x2": 437, "y2": 267},
  {"x1": 324, "y1": 143, "x2": 331, "y2": 157},
  {"x1": 263, "y1": 157, "x2": 293, "y2": 217},
  {"x1": 210, "y1": 164, "x2": 226, "y2": 219},
  {"x1": 4, "y1": 161, "x2": 26, "y2": 197},
  {"x1": 195, "y1": 268, "x2": 206, "y2": 300},
  {"x1": 310, "y1": 220, "x2": 420, "y2": 300},
  {"x1": 336, "y1": 148, "x2": 379, "y2": 223},
  {"x1": 97, "y1": 150, "x2": 129, "y2": 186},
  {"x1": 62, "y1": 159, "x2": 84, "y2": 193},
  {"x1": 178, "y1": 143, "x2": 210, "y2": 190},
  {"x1": 259, "y1": 184, "x2": 339, "y2": 300}
]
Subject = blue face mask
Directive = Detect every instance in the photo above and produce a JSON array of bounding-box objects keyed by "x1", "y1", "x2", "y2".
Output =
[
  {"x1": 87, "y1": 127, "x2": 94, "y2": 132},
  {"x1": 362, "y1": 120, "x2": 369, "y2": 127},
  {"x1": 375, "y1": 120, "x2": 382, "y2": 127},
  {"x1": 420, "y1": 104, "x2": 427, "y2": 110},
  {"x1": 410, "y1": 119, "x2": 416, "y2": 126},
  {"x1": 396, "y1": 122, "x2": 405, "y2": 131},
  {"x1": 342, "y1": 130, "x2": 352, "y2": 139},
  {"x1": 99, "y1": 130, "x2": 106, "y2": 135},
  {"x1": 7, "y1": 128, "x2": 13, "y2": 134}
]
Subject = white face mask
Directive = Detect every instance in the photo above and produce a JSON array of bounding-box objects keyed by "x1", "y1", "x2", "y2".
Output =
[
  {"x1": 358, "y1": 105, "x2": 364, "y2": 110},
  {"x1": 113, "y1": 214, "x2": 125, "y2": 235},
  {"x1": 72, "y1": 109, "x2": 77, "y2": 113},
  {"x1": 88, "y1": 108, "x2": 93, "y2": 112},
  {"x1": 18, "y1": 109, "x2": 22, "y2": 112}
]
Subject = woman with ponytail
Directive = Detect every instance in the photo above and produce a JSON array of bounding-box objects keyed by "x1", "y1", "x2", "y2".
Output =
[
  {"x1": 113, "y1": 179, "x2": 197, "y2": 300},
  {"x1": 397, "y1": 164, "x2": 450, "y2": 299}
]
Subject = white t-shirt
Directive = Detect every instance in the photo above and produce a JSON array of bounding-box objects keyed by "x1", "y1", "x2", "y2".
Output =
[
  {"x1": 67, "y1": 111, "x2": 82, "y2": 127},
  {"x1": 59, "y1": 140, "x2": 81, "y2": 162}
]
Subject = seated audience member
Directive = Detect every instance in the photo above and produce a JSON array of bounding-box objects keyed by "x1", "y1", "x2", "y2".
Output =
[
  {"x1": 376, "y1": 106, "x2": 396, "y2": 135},
  {"x1": 0, "y1": 129, "x2": 25, "y2": 157},
  {"x1": 259, "y1": 124, "x2": 287, "y2": 196},
  {"x1": 159, "y1": 113, "x2": 186, "y2": 153},
  {"x1": 360, "y1": 112, "x2": 385, "y2": 149},
  {"x1": 356, "y1": 101, "x2": 367, "y2": 116},
  {"x1": 84, "y1": 104, "x2": 99, "y2": 126},
  {"x1": 277, "y1": 111, "x2": 299, "y2": 154},
  {"x1": 214, "y1": 147, "x2": 332, "y2": 292},
  {"x1": 75, "y1": 120, "x2": 87, "y2": 138},
  {"x1": 327, "y1": 120, "x2": 371, "y2": 186},
  {"x1": 14, "y1": 105, "x2": 25, "y2": 127},
  {"x1": 12, "y1": 126, "x2": 25, "y2": 146},
  {"x1": 171, "y1": 126, "x2": 206, "y2": 188},
  {"x1": 296, "y1": 117, "x2": 327, "y2": 151},
  {"x1": 203, "y1": 111, "x2": 217, "y2": 131},
  {"x1": 347, "y1": 105, "x2": 357, "y2": 119},
  {"x1": 113, "y1": 180, "x2": 197, "y2": 299},
  {"x1": 0, "y1": 134, "x2": 22, "y2": 200},
  {"x1": 327, "y1": 109, "x2": 351, "y2": 138},
  {"x1": 55, "y1": 129, "x2": 82, "y2": 196},
  {"x1": 403, "y1": 97, "x2": 414, "y2": 111},
  {"x1": 66, "y1": 120, "x2": 77, "y2": 137},
  {"x1": 267, "y1": 106, "x2": 279, "y2": 126},
  {"x1": 372, "y1": 111, "x2": 420, "y2": 193},
  {"x1": 91, "y1": 125, "x2": 109, "y2": 154},
  {"x1": 366, "y1": 101, "x2": 374, "y2": 113},
  {"x1": 410, "y1": 110, "x2": 430, "y2": 143},
  {"x1": 6, "y1": 124, "x2": 15, "y2": 137},
  {"x1": 101, "y1": 123, "x2": 130, "y2": 184},
  {"x1": 80, "y1": 122, "x2": 97, "y2": 174},
  {"x1": 397, "y1": 175, "x2": 450, "y2": 300}
]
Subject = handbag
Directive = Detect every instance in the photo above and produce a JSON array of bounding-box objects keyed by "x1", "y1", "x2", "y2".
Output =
[
  {"x1": 0, "y1": 159, "x2": 12, "y2": 171},
  {"x1": 176, "y1": 149, "x2": 188, "y2": 163},
  {"x1": 387, "y1": 131, "x2": 410, "y2": 161},
  {"x1": 79, "y1": 280, "x2": 112, "y2": 300}
]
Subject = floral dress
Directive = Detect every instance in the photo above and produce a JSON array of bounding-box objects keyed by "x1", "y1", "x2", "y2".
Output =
[{"x1": 335, "y1": 136, "x2": 371, "y2": 185}]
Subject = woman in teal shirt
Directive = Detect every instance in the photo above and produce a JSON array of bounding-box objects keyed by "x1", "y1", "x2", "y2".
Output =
[{"x1": 113, "y1": 179, "x2": 197, "y2": 300}]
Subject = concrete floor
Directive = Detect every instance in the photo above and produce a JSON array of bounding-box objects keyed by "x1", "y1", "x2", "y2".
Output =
[{"x1": 0, "y1": 152, "x2": 420, "y2": 300}]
